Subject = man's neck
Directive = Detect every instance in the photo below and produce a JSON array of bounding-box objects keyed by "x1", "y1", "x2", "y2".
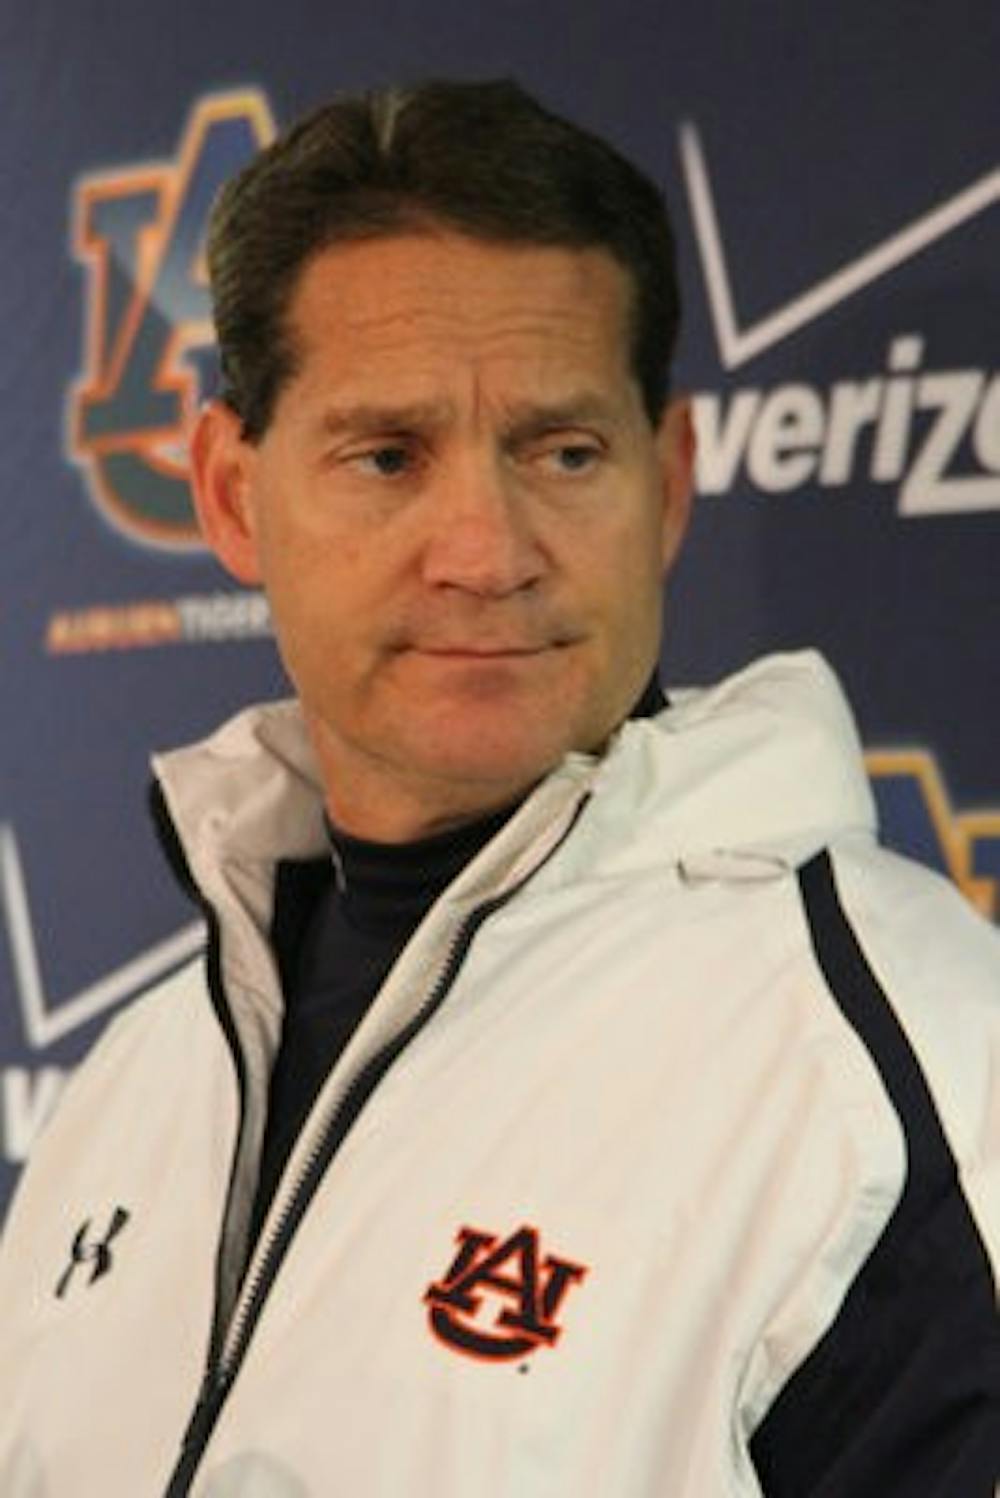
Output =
[
  {"x1": 310, "y1": 673, "x2": 667, "y2": 844},
  {"x1": 322, "y1": 769, "x2": 543, "y2": 844}
]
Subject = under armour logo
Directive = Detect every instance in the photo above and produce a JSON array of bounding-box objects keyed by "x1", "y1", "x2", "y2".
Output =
[
  {"x1": 54, "y1": 1206, "x2": 130, "y2": 1298},
  {"x1": 425, "y1": 1224, "x2": 588, "y2": 1362}
]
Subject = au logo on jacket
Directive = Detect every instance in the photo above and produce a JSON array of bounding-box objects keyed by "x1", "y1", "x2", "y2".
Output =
[{"x1": 425, "y1": 1225, "x2": 589, "y2": 1362}]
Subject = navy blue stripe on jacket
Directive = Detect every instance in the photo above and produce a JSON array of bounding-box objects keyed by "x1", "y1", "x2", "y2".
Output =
[{"x1": 750, "y1": 851, "x2": 1000, "y2": 1498}]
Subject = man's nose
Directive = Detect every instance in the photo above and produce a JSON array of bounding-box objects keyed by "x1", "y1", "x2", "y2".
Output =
[{"x1": 420, "y1": 454, "x2": 544, "y2": 597}]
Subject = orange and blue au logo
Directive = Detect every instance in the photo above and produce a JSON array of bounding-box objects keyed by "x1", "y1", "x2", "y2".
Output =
[
  {"x1": 66, "y1": 91, "x2": 275, "y2": 549},
  {"x1": 867, "y1": 750, "x2": 1000, "y2": 921},
  {"x1": 426, "y1": 1224, "x2": 589, "y2": 1362}
]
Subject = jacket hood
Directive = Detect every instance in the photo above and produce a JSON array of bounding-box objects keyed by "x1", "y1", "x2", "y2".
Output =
[
  {"x1": 572, "y1": 649, "x2": 876, "y2": 883},
  {"x1": 151, "y1": 650, "x2": 876, "y2": 905}
]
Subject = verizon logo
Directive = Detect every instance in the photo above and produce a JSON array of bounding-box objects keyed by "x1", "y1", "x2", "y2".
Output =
[
  {"x1": 692, "y1": 335, "x2": 1000, "y2": 514},
  {"x1": 680, "y1": 125, "x2": 1000, "y2": 515}
]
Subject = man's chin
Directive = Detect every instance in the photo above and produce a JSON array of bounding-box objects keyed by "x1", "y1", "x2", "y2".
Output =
[
  {"x1": 394, "y1": 666, "x2": 619, "y2": 787},
  {"x1": 304, "y1": 690, "x2": 610, "y2": 840},
  {"x1": 400, "y1": 711, "x2": 576, "y2": 791},
  {"x1": 398, "y1": 644, "x2": 575, "y2": 701},
  {"x1": 412, "y1": 741, "x2": 565, "y2": 794}
]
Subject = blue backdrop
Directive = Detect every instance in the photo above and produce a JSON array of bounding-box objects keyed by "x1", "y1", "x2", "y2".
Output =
[{"x1": 1, "y1": 0, "x2": 997, "y2": 1214}]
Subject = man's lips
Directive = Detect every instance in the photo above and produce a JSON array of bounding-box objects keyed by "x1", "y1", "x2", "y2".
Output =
[
  {"x1": 400, "y1": 638, "x2": 579, "y2": 659},
  {"x1": 412, "y1": 645, "x2": 553, "y2": 657}
]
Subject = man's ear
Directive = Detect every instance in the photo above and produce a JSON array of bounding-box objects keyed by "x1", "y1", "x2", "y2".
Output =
[
  {"x1": 188, "y1": 401, "x2": 263, "y2": 584},
  {"x1": 655, "y1": 395, "x2": 696, "y2": 575}
]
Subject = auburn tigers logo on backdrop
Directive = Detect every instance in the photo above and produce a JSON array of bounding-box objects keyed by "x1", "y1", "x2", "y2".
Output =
[
  {"x1": 67, "y1": 91, "x2": 275, "y2": 548},
  {"x1": 425, "y1": 1224, "x2": 589, "y2": 1362}
]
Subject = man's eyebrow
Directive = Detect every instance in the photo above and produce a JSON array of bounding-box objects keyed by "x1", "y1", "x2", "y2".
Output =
[
  {"x1": 313, "y1": 393, "x2": 623, "y2": 440},
  {"x1": 502, "y1": 395, "x2": 623, "y2": 441},
  {"x1": 317, "y1": 400, "x2": 451, "y2": 437}
]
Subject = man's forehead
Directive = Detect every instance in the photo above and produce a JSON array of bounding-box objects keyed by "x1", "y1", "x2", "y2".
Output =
[
  {"x1": 280, "y1": 232, "x2": 639, "y2": 417},
  {"x1": 287, "y1": 230, "x2": 633, "y2": 339}
]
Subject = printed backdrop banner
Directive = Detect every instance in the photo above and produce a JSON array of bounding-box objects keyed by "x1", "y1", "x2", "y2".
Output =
[{"x1": 1, "y1": 2, "x2": 997, "y2": 1215}]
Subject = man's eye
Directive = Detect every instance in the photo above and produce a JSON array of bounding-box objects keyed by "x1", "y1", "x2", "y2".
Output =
[
  {"x1": 543, "y1": 443, "x2": 601, "y2": 474},
  {"x1": 354, "y1": 444, "x2": 413, "y2": 477}
]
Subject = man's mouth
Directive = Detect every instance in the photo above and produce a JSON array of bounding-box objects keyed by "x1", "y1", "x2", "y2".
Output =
[{"x1": 413, "y1": 645, "x2": 553, "y2": 657}]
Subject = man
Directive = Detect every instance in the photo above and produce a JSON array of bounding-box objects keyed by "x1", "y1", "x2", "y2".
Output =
[{"x1": 1, "y1": 80, "x2": 997, "y2": 1497}]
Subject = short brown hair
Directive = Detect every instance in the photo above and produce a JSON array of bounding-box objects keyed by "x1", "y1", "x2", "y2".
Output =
[{"x1": 207, "y1": 78, "x2": 681, "y2": 439}]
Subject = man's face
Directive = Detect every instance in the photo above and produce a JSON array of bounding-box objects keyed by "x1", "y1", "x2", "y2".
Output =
[{"x1": 193, "y1": 231, "x2": 693, "y2": 839}]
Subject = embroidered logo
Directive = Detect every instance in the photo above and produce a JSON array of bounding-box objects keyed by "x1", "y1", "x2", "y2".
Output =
[
  {"x1": 425, "y1": 1224, "x2": 588, "y2": 1361},
  {"x1": 54, "y1": 1206, "x2": 131, "y2": 1298}
]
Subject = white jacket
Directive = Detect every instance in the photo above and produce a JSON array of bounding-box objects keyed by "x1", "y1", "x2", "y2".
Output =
[{"x1": 1, "y1": 652, "x2": 997, "y2": 1496}]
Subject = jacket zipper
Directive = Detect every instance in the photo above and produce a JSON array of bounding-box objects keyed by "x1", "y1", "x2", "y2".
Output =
[{"x1": 163, "y1": 792, "x2": 590, "y2": 1495}]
